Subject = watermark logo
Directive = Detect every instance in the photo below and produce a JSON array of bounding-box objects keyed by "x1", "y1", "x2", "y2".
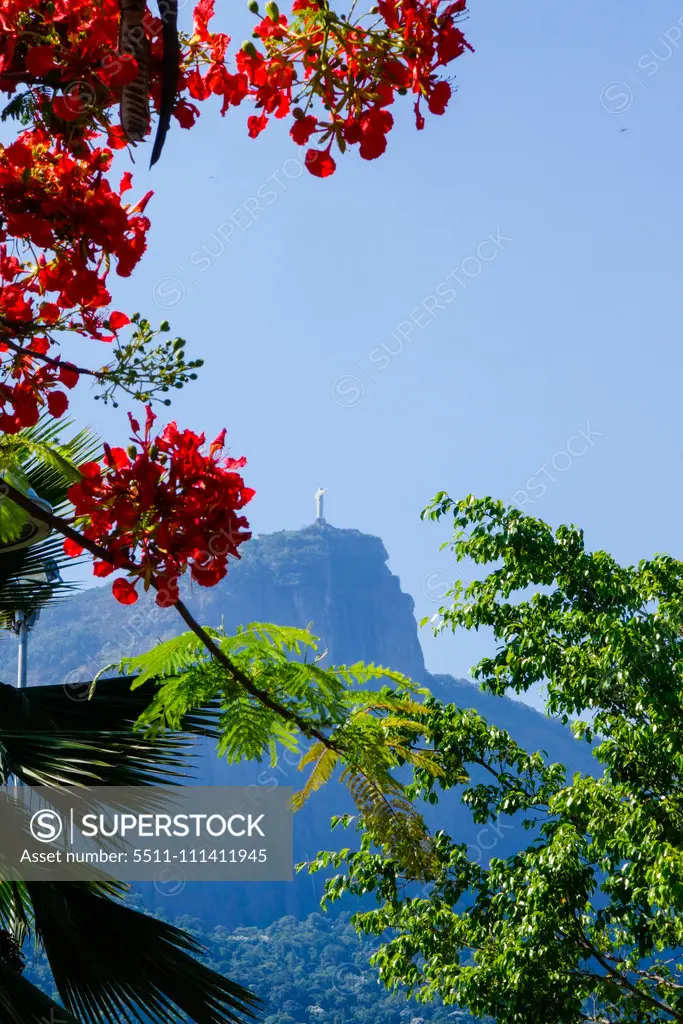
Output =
[{"x1": 30, "y1": 809, "x2": 63, "y2": 844}]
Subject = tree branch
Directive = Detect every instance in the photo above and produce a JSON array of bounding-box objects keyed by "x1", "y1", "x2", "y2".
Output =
[
  {"x1": 0, "y1": 335, "x2": 100, "y2": 380},
  {"x1": 0, "y1": 478, "x2": 342, "y2": 751}
]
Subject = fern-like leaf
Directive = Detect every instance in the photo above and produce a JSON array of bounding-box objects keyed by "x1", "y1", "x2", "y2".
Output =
[
  {"x1": 292, "y1": 743, "x2": 339, "y2": 810},
  {"x1": 123, "y1": 630, "x2": 220, "y2": 687}
]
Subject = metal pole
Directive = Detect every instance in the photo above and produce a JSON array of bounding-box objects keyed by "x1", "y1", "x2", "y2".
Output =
[{"x1": 16, "y1": 610, "x2": 28, "y2": 689}]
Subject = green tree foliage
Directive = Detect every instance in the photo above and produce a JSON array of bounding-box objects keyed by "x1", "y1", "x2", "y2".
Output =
[
  {"x1": 121, "y1": 623, "x2": 443, "y2": 876},
  {"x1": 306, "y1": 495, "x2": 683, "y2": 1024}
]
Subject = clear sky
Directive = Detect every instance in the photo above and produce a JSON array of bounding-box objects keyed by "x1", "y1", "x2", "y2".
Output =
[{"x1": 65, "y1": 0, "x2": 683, "y2": 710}]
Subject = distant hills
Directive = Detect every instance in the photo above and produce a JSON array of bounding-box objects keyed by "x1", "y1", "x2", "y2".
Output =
[{"x1": 24, "y1": 911, "x2": 491, "y2": 1024}]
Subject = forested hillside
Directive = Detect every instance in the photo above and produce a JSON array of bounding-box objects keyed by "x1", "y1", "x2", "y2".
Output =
[{"x1": 24, "y1": 912, "x2": 490, "y2": 1024}]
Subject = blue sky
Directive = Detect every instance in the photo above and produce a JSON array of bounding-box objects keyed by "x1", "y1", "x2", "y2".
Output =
[{"x1": 64, "y1": 0, "x2": 683, "y2": 709}]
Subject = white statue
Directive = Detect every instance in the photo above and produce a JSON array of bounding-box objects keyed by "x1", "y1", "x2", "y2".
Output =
[{"x1": 315, "y1": 487, "x2": 327, "y2": 522}]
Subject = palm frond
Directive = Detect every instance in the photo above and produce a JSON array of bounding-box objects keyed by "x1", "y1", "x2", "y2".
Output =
[
  {"x1": 26, "y1": 883, "x2": 260, "y2": 1024},
  {"x1": 0, "y1": 419, "x2": 102, "y2": 514},
  {"x1": 0, "y1": 535, "x2": 80, "y2": 626},
  {"x1": 0, "y1": 677, "x2": 222, "y2": 788},
  {"x1": 0, "y1": 881, "x2": 32, "y2": 946},
  {"x1": 0, "y1": 419, "x2": 101, "y2": 622},
  {"x1": 0, "y1": 956, "x2": 78, "y2": 1024}
]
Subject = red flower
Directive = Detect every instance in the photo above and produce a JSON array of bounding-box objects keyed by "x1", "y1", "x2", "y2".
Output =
[
  {"x1": 98, "y1": 53, "x2": 139, "y2": 88},
  {"x1": 65, "y1": 407, "x2": 254, "y2": 606},
  {"x1": 46, "y1": 390, "x2": 69, "y2": 417},
  {"x1": 59, "y1": 363, "x2": 80, "y2": 389},
  {"x1": 112, "y1": 577, "x2": 139, "y2": 605},
  {"x1": 52, "y1": 95, "x2": 84, "y2": 122},
  {"x1": 427, "y1": 80, "x2": 451, "y2": 115},
  {"x1": 39, "y1": 302, "x2": 61, "y2": 324},
  {"x1": 174, "y1": 100, "x2": 200, "y2": 129},
  {"x1": 107, "y1": 126, "x2": 130, "y2": 149},
  {"x1": 437, "y1": 24, "x2": 473, "y2": 65},
  {"x1": 4, "y1": 141, "x2": 33, "y2": 169},
  {"x1": 305, "y1": 149, "x2": 336, "y2": 177},
  {"x1": 25, "y1": 46, "x2": 56, "y2": 77},
  {"x1": 108, "y1": 311, "x2": 130, "y2": 330},
  {"x1": 63, "y1": 538, "x2": 84, "y2": 557},
  {"x1": 247, "y1": 113, "x2": 268, "y2": 138},
  {"x1": 290, "y1": 115, "x2": 318, "y2": 145}
]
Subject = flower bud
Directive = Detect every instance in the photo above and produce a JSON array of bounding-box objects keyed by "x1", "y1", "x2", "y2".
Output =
[
  {"x1": 265, "y1": 0, "x2": 279, "y2": 18},
  {"x1": 292, "y1": 107, "x2": 305, "y2": 120},
  {"x1": 149, "y1": 444, "x2": 159, "y2": 460},
  {"x1": 248, "y1": 0, "x2": 259, "y2": 10},
  {"x1": 172, "y1": 336, "x2": 185, "y2": 351},
  {"x1": 127, "y1": 445, "x2": 137, "y2": 460},
  {"x1": 159, "y1": 320, "x2": 170, "y2": 331},
  {"x1": 241, "y1": 40, "x2": 258, "y2": 55}
]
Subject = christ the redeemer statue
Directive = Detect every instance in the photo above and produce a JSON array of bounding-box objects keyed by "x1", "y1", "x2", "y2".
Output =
[{"x1": 315, "y1": 487, "x2": 327, "y2": 523}]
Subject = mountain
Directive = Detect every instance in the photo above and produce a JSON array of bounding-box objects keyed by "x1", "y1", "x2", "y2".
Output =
[
  {"x1": 1, "y1": 520, "x2": 597, "y2": 927},
  {"x1": 0, "y1": 522, "x2": 427, "y2": 690}
]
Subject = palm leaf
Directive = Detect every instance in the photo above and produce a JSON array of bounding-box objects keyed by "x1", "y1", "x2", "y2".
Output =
[
  {"x1": 0, "y1": 957, "x2": 78, "y2": 1024},
  {"x1": 25, "y1": 882, "x2": 260, "y2": 1024},
  {"x1": 0, "y1": 535, "x2": 80, "y2": 626},
  {"x1": 0, "y1": 418, "x2": 101, "y2": 623},
  {"x1": 0, "y1": 881, "x2": 32, "y2": 946},
  {"x1": 0, "y1": 419, "x2": 101, "y2": 514},
  {"x1": 0, "y1": 677, "x2": 222, "y2": 788}
]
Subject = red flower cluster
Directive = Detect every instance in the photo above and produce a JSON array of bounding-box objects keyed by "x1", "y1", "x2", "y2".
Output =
[
  {"x1": 0, "y1": 0, "x2": 471, "y2": 179},
  {"x1": 182, "y1": 0, "x2": 472, "y2": 174},
  {"x1": 0, "y1": 0, "x2": 469, "y2": 599},
  {"x1": 233, "y1": 0, "x2": 473, "y2": 174},
  {"x1": 0, "y1": 131, "x2": 150, "y2": 297},
  {"x1": 64, "y1": 406, "x2": 254, "y2": 606},
  {"x1": 0, "y1": 130, "x2": 150, "y2": 426}
]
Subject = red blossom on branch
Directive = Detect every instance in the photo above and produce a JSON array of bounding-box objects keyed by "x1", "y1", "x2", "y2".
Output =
[
  {"x1": 64, "y1": 406, "x2": 254, "y2": 606},
  {"x1": 0, "y1": 0, "x2": 471, "y2": 178},
  {"x1": 0, "y1": 0, "x2": 470, "y2": 603}
]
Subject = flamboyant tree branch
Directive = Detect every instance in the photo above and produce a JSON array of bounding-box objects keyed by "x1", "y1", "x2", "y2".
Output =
[
  {"x1": 0, "y1": 478, "x2": 342, "y2": 750},
  {"x1": 0, "y1": 335, "x2": 99, "y2": 380}
]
